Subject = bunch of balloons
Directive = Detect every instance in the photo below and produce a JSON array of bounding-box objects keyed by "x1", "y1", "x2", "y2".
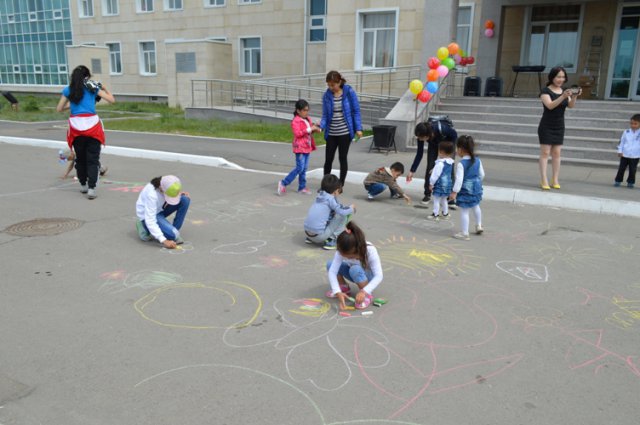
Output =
[
  {"x1": 409, "y1": 42, "x2": 476, "y2": 103},
  {"x1": 484, "y1": 19, "x2": 495, "y2": 38}
]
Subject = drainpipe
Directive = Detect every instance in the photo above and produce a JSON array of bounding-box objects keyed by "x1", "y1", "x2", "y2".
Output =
[{"x1": 303, "y1": 1, "x2": 308, "y2": 75}]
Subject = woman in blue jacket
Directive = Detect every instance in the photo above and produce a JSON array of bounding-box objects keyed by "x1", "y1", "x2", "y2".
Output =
[{"x1": 319, "y1": 70, "x2": 363, "y2": 186}]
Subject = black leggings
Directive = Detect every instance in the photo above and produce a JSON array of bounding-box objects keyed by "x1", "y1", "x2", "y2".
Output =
[
  {"x1": 73, "y1": 136, "x2": 102, "y2": 189},
  {"x1": 324, "y1": 134, "x2": 351, "y2": 185}
]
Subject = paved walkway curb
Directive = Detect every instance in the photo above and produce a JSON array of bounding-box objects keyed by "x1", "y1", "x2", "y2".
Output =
[{"x1": 3, "y1": 135, "x2": 640, "y2": 218}]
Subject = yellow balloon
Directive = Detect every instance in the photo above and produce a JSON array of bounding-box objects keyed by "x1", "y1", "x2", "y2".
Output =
[
  {"x1": 437, "y1": 47, "x2": 449, "y2": 61},
  {"x1": 409, "y1": 79, "x2": 424, "y2": 95}
]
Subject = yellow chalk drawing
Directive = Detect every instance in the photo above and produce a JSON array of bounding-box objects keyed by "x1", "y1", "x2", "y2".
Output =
[
  {"x1": 376, "y1": 235, "x2": 481, "y2": 276},
  {"x1": 288, "y1": 298, "x2": 331, "y2": 317},
  {"x1": 606, "y1": 297, "x2": 640, "y2": 330},
  {"x1": 134, "y1": 281, "x2": 262, "y2": 329}
]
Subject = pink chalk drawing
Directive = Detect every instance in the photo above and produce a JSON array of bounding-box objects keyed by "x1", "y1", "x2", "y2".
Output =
[{"x1": 103, "y1": 180, "x2": 146, "y2": 193}]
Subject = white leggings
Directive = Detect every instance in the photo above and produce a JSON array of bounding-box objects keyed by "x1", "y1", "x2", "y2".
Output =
[
  {"x1": 459, "y1": 205, "x2": 482, "y2": 234},
  {"x1": 432, "y1": 195, "x2": 448, "y2": 216}
]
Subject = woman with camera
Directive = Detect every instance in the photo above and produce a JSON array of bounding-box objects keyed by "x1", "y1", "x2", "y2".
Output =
[
  {"x1": 537, "y1": 66, "x2": 580, "y2": 190},
  {"x1": 57, "y1": 65, "x2": 115, "y2": 199}
]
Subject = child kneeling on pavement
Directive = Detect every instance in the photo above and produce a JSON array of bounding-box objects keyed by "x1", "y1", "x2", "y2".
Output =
[
  {"x1": 363, "y1": 161, "x2": 411, "y2": 204},
  {"x1": 135, "y1": 175, "x2": 190, "y2": 249}
]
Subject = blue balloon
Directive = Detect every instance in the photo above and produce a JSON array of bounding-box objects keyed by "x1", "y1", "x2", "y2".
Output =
[{"x1": 426, "y1": 81, "x2": 439, "y2": 94}]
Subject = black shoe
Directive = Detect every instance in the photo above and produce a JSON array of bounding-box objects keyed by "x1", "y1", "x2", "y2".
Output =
[
  {"x1": 420, "y1": 196, "x2": 431, "y2": 205},
  {"x1": 390, "y1": 193, "x2": 403, "y2": 199},
  {"x1": 447, "y1": 199, "x2": 457, "y2": 210}
]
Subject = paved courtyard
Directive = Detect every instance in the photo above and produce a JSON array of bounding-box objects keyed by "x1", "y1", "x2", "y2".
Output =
[{"x1": 1, "y1": 142, "x2": 639, "y2": 425}]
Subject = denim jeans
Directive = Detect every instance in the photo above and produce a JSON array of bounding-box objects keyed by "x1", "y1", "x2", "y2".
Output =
[
  {"x1": 365, "y1": 182, "x2": 395, "y2": 198},
  {"x1": 143, "y1": 194, "x2": 190, "y2": 240},
  {"x1": 326, "y1": 259, "x2": 373, "y2": 284},
  {"x1": 282, "y1": 153, "x2": 310, "y2": 191}
]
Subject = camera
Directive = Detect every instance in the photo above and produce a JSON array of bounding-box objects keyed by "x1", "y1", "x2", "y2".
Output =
[
  {"x1": 570, "y1": 86, "x2": 581, "y2": 95},
  {"x1": 84, "y1": 78, "x2": 102, "y2": 92}
]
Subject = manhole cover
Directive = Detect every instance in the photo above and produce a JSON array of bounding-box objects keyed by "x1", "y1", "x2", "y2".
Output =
[{"x1": 4, "y1": 218, "x2": 84, "y2": 237}]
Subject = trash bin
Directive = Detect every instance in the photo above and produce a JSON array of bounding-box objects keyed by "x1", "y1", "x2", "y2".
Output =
[
  {"x1": 463, "y1": 76, "x2": 482, "y2": 96},
  {"x1": 369, "y1": 125, "x2": 397, "y2": 154}
]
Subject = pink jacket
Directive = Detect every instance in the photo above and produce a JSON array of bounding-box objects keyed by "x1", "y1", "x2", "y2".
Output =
[{"x1": 291, "y1": 115, "x2": 317, "y2": 154}]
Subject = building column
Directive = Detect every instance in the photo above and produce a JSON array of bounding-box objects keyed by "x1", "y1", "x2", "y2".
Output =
[
  {"x1": 421, "y1": 0, "x2": 459, "y2": 73},
  {"x1": 476, "y1": 0, "x2": 503, "y2": 82}
]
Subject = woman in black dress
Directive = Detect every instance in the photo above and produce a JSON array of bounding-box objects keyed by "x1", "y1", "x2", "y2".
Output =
[{"x1": 537, "y1": 66, "x2": 580, "y2": 190}]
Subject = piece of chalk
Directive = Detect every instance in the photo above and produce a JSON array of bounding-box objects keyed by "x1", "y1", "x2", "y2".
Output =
[
  {"x1": 373, "y1": 298, "x2": 387, "y2": 305},
  {"x1": 361, "y1": 311, "x2": 373, "y2": 316},
  {"x1": 339, "y1": 312, "x2": 351, "y2": 317},
  {"x1": 373, "y1": 302, "x2": 382, "y2": 307},
  {"x1": 344, "y1": 306, "x2": 355, "y2": 310},
  {"x1": 346, "y1": 296, "x2": 355, "y2": 303}
]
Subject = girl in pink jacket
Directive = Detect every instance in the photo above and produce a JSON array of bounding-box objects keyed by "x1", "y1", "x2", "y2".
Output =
[{"x1": 277, "y1": 99, "x2": 320, "y2": 195}]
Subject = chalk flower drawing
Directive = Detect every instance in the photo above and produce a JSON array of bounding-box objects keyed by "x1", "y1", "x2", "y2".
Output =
[{"x1": 223, "y1": 297, "x2": 391, "y2": 392}]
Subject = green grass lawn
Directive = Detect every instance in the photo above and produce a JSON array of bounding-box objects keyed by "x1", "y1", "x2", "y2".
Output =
[{"x1": 1, "y1": 94, "x2": 373, "y2": 144}]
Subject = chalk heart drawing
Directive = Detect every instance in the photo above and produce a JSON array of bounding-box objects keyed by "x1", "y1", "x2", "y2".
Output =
[
  {"x1": 223, "y1": 298, "x2": 391, "y2": 392},
  {"x1": 211, "y1": 239, "x2": 266, "y2": 255},
  {"x1": 496, "y1": 261, "x2": 549, "y2": 283},
  {"x1": 132, "y1": 363, "x2": 426, "y2": 425},
  {"x1": 134, "y1": 281, "x2": 262, "y2": 330}
]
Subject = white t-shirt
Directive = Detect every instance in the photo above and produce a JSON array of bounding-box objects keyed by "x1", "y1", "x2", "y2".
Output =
[
  {"x1": 135, "y1": 183, "x2": 167, "y2": 242},
  {"x1": 327, "y1": 243, "x2": 383, "y2": 295}
]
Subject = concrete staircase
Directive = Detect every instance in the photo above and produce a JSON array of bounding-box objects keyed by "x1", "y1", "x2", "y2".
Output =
[{"x1": 434, "y1": 97, "x2": 630, "y2": 166}]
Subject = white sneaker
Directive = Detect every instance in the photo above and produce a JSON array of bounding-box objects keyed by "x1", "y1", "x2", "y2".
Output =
[
  {"x1": 87, "y1": 188, "x2": 97, "y2": 199},
  {"x1": 367, "y1": 193, "x2": 374, "y2": 201},
  {"x1": 80, "y1": 184, "x2": 88, "y2": 193},
  {"x1": 440, "y1": 213, "x2": 450, "y2": 221},
  {"x1": 427, "y1": 213, "x2": 439, "y2": 221},
  {"x1": 475, "y1": 224, "x2": 484, "y2": 235},
  {"x1": 277, "y1": 180, "x2": 286, "y2": 195},
  {"x1": 453, "y1": 232, "x2": 470, "y2": 241}
]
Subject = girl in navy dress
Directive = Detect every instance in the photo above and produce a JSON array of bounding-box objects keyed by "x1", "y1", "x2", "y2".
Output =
[{"x1": 450, "y1": 135, "x2": 485, "y2": 240}]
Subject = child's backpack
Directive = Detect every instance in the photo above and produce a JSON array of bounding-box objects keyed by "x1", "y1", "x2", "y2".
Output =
[{"x1": 427, "y1": 115, "x2": 454, "y2": 134}]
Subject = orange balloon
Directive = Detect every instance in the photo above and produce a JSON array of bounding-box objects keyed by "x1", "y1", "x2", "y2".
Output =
[
  {"x1": 427, "y1": 69, "x2": 439, "y2": 82},
  {"x1": 485, "y1": 19, "x2": 495, "y2": 29},
  {"x1": 447, "y1": 42, "x2": 459, "y2": 56}
]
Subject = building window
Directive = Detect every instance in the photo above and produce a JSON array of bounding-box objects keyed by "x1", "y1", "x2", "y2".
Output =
[
  {"x1": 7, "y1": 14, "x2": 15, "y2": 23},
  {"x1": 357, "y1": 10, "x2": 397, "y2": 69},
  {"x1": 456, "y1": 4, "x2": 474, "y2": 55},
  {"x1": 106, "y1": 42, "x2": 122, "y2": 74},
  {"x1": 53, "y1": 10, "x2": 63, "y2": 19},
  {"x1": 205, "y1": 0, "x2": 225, "y2": 6},
  {"x1": 240, "y1": 37, "x2": 261, "y2": 75},
  {"x1": 239, "y1": 0, "x2": 260, "y2": 4},
  {"x1": 309, "y1": 0, "x2": 326, "y2": 42},
  {"x1": 137, "y1": 0, "x2": 154, "y2": 13},
  {"x1": 34, "y1": 65, "x2": 43, "y2": 73},
  {"x1": 139, "y1": 41, "x2": 157, "y2": 74},
  {"x1": 103, "y1": 0, "x2": 119, "y2": 16},
  {"x1": 165, "y1": 0, "x2": 182, "y2": 10},
  {"x1": 59, "y1": 65, "x2": 68, "y2": 74},
  {"x1": 523, "y1": 5, "x2": 582, "y2": 72},
  {"x1": 29, "y1": 12, "x2": 38, "y2": 21},
  {"x1": 79, "y1": 0, "x2": 94, "y2": 17}
]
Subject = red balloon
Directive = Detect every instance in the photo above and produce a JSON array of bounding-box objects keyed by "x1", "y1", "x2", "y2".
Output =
[
  {"x1": 467, "y1": 56, "x2": 475, "y2": 65},
  {"x1": 426, "y1": 69, "x2": 439, "y2": 82},
  {"x1": 427, "y1": 57, "x2": 441, "y2": 70},
  {"x1": 485, "y1": 19, "x2": 495, "y2": 29},
  {"x1": 417, "y1": 90, "x2": 432, "y2": 103},
  {"x1": 460, "y1": 57, "x2": 467, "y2": 66}
]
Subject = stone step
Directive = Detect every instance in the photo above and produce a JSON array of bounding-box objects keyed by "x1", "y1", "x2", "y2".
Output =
[
  {"x1": 436, "y1": 103, "x2": 632, "y2": 120},
  {"x1": 442, "y1": 96, "x2": 634, "y2": 111},
  {"x1": 454, "y1": 121, "x2": 620, "y2": 140},
  {"x1": 473, "y1": 150, "x2": 618, "y2": 167},
  {"x1": 455, "y1": 129, "x2": 618, "y2": 150},
  {"x1": 438, "y1": 110, "x2": 629, "y2": 127}
]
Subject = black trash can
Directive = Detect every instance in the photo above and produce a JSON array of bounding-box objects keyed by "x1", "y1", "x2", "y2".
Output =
[
  {"x1": 369, "y1": 125, "x2": 397, "y2": 154},
  {"x1": 463, "y1": 76, "x2": 482, "y2": 96},
  {"x1": 484, "y1": 77, "x2": 503, "y2": 97}
]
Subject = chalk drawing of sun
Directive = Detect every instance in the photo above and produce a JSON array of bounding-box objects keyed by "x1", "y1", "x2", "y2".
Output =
[
  {"x1": 535, "y1": 243, "x2": 611, "y2": 269},
  {"x1": 376, "y1": 235, "x2": 481, "y2": 277}
]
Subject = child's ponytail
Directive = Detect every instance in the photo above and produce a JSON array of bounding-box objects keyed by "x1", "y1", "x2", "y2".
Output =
[
  {"x1": 456, "y1": 135, "x2": 476, "y2": 164},
  {"x1": 337, "y1": 221, "x2": 368, "y2": 269}
]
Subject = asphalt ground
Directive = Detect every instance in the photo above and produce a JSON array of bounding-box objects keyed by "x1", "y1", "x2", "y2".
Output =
[{"x1": 0, "y1": 141, "x2": 639, "y2": 425}]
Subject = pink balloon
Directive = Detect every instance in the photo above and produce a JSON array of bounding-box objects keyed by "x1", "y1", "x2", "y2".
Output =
[
  {"x1": 436, "y1": 65, "x2": 449, "y2": 78},
  {"x1": 485, "y1": 28, "x2": 494, "y2": 38},
  {"x1": 453, "y1": 54, "x2": 462, "y2": 64}
]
